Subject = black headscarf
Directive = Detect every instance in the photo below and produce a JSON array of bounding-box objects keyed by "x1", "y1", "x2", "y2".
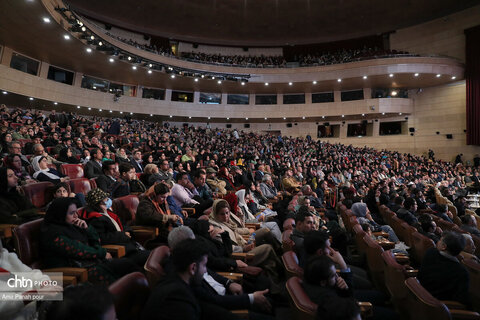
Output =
[
  {"x1": 0, "y1": 167, "x2": 9, "y2": 195},
  {"x1": 43, "y1": 197, "x2": 88, "y2": 242},
  {"x1": 0, "y1": 167, "x2": 32, "y2": 207}
]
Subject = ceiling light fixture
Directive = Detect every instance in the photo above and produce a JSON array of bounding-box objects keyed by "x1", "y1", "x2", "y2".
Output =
[
  {"x1": 288, "y1": 82, "x2": 293, "y2": 86},
  {"x1": 226, "y1": 117, "x2": 229, "y2": 120},
  {"x1": 189, "y1": 116, "x2": 192, "y2": 119},
  {"x1": 217, "y1": 80, "x2": 222, "y2": 84},
  {"x1": 148, "y1": 64, "x2": 153, "y2": 68},
  {"x1": 322, "y1": 116, "x2": 325, "y2": 119},
  {"x1": 208, "y1": 116, "x2": 211, "y2": 119},
  {"x1": 77, "y1": 106, "x2": 81, "y2": 109},
  {"x1": 391, "y1": 90, "x2": 398, "y2": 96},
  {"x1": 54, "y1": 102, "x2": 58, "y2": 105},
  {"x1": 171, "y1": 74, "x2": 175, "y2": 79},
  {"x1": 127, "y1": 56, "x2": 132, "y2": 61},
  {"x1": 170, "y1": 115, "x2": 173, "y2": 118},
  {"x1": 302, "y1": 116, "x2": 306, "y2": 119},
  {"x1": 312, "y1": 81, "x2": 317, "y2": 84},
  {"x1": 86, "y1": 48, "x2": 92, "y2": 53},
  {"x1": 363, "y1": 76, "x2": 367, "y2": 79},
  {"x1": 148, "y1": 70, "x2": 152, "y2": 74},
  {"x1": 63, "y1": 34, "x2": 70, "y2": 40},
  {"x1": 436, "y1": 74, "x2": 441, "y2": 78},
  {"x1": 362, "y1": 113, "x2": 365, "y2": 116},
  {"x1": 389, "y1": 74, "x2": 394, "y2": 77},
  {"x1": 382, "y1": 112, "x2": 386, "y2": 115},
  {"x1": 451, "y1": 76, "x2": 456, "y2": 80},
  {"x1": 98, "y1": 41, "x2": 103, "y2": 46},
  {"x1": 194, "y1": 78, "x2": 198, "y2": 82},
  {"x1": 99, "y1": 109, "x2": 103, "y2": 111},
  {"x1": 150, "y1": 114, "x2": 153, "y2": 117},
  {"x1": 29, "y1": 97, "x2": 34, "y2": 101},
  {"x1": 109, "y1": 58, "x2": 114, "y2": 63},
  {"x1": 264, "y1": 117, "x2": 268, "y2": 120},
  {"x1": 245, "y1": 117, "x2": 248, "y2": 120},
  {"x1": 132, "y1": 66, "x2": 137, "y2": 70},
  {"x1": 399, "y1": 112, "x2": 402, "y2": 115},
  {"x1": 130, "y1": 112, "x2": 133, "y2": 115},
  {"x1": 2, "y1": 91, "x2": 7, "y2": 95},
  {"x1": 88, "y1": 107, "x2": 91, "y2": 110},
  {"x1": 283, "y1": 117, "x2": 286, "y2": 120},
  {"x1": 265, "y1": 82, "x2": 269, "y2": 86},
  {"x1": 341, "y1": 115, "x2": 345, "y2": 117},
  {"x1": 81, "y1": 26, "x2": 86, "y2": 32},
  {"x1": 414, "y1": 73, "x2": 419, "y2": 77},
  {"x1": 90, "y1": 35, "x2": 95, "y2": 40},
  {"x1": 201, "y1": 75, "x2": 205, "y2": 78},
  {"x1": 241, "y1": 81, "x2": 245, "y2": 85},
  {"x1": 337, "y1": 79, "x2": 342, "y2": 82},
  {"x1": 43, "y1": 17, "x2": 51, "y2": 23}
]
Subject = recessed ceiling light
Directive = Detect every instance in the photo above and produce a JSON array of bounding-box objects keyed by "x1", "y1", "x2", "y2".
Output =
[
  {"x1": 29, "y1": 97, "x2": 34, "y2": 101},
  {"x1": 312, "y1": 81, "x2": 317, "y2": 84},
  {"x1": 414, "y1": 73, "x2": 419, "y2": 77},
  {"x1": 63, "y1": 34, "x2": 70, "y2": 40},
  {"x1": 86, "y1": 48, "x2": 92, "y2": 53},
  {"x1": 264, "y1": 117, "x2": 268, "y2": 120},
  {"x1": 120, "y1": 111, "x2": 123, "y2": 114},
  {"x1": 2, "y1": 91, "x2": 7, "y2": 95},
  {"x1": 436, "y1": 74, "x2": 441, "y2": 78},
  {"x1": 382, "y1": 112, "x2": 386, "y2": 115},
  {"x1": 189, "y1": 116, "x2": 192, "y2": 119},
  {"x1": 399, "y1": 112, "x2": 402, "y2": 115},
  {"x1": 170, "y1": 115, "x2": 173, "y2": 118},
  {"x1": 148, "y1": 64, "x2": 153, "y2": 68},
  {"x1": 241, "y1": 81, "x2": 245, "y2": 85},
  {"x1": 194, "y1": 78, "x2": 199, "y2": 82},
  {"x1": 77, "y1": 106, "x2": 81, "y2": 109},
  {"x1": 362, "y1": 113, "x2": 365, "y2": 116},
  {"x1": 341, "y1": 115, "x2": 345, "y2": 117},
  {"x1": 363, "y1": 76, "x2": 367, "y2": 79},
  {"x1": 283, "y1": 117, "x2": 286, "y2": 120},
  {"x1": 109, "y1": 58, "x2": 114, "y2": 63},
  {"x1": 109, "y1": 110, "x2": 112, "y2": 113},
  {"x1": 245, "y1": 117, "x2": 249, "y2": 120},
  {"x1": 288, "y1": 82, "x2": 293, "y2": 86},
  {"x1": 81, "y1": 26, "x2": 86, "y2": 32},
  {"x1": 226, "y1": 117, "x2": 229, "y2": 120},
  {"x1": 391, "y1": 90, "x2": 398, "y2": 96},
  {"x1": 90, "y1": 35, "x2": 95, "y2": 40},
  {"x1": 337, "y1": 79, "x2": 342, "y2": 82},
  {"x1": 265, "y1": 82, "x2": 269, "y2": 86},
  {"x1": 389, "y1": 74, "x2": 394, "y2": 77},
  {"x1": 208, "y1": 116, "x2": 211, "y2": 119},
  {"x1": 150, "y1": 114, "x2": 153, "y2": 117},
  {"x1": 171, "y1": 74, "x2": 175, "y2": 79},
  {"x1": 451, "y1": 76, "x2": 456, "y2": 80},
  {"x1": 53, "y1": 102, "x2": 58, "y2": 105},
  {"x1": 127, "y1": 56, "x2": 132, "y2": 61},
  {"x1": 302, "y1": 116, "x2": 306, "y2": 119},
  {"x1": 42, "y1": 17, "x2": 51, "y2": 23},
  {"x1": 88, "y1": 107, "x2": 91, "y2": 110},
  {"x1": 217, "y1": 80, "x2": 222, "y2": 84},
  {"x1": 201, "y1": 75, "x2": 205, "y2": 78},
  {"x1": 99, "y1": 109, "x2": 102, "y2": 111},
  {"x1": 130, "y1": 112, "x2": 133, "y2": 115},
  {"x1": 132, "y1": 66, "x2": 137, "y2": 70},
  {"x1": 148, "y1": 70, "x2": 152, "y2": 74},
  {"x1": 322, "y1": 116, "x2": 325, "y2": 119}
]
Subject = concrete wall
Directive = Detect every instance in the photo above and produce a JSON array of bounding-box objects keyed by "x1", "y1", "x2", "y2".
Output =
[{"x1": 390, "y1": 5, "x2": 480, "y2": 62}]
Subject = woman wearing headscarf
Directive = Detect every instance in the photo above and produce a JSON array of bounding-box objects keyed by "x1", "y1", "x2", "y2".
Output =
[
  {"x1": 0, "y1": 167, "x2": 41, "y2": 224},
  {"x1": 218, "y1": 167, "x2": 236, "y2": 191},
  {"x1": 40, "y1": 197, "x2": 139, "y2": 284},
  {"x1": 115, "y1": 148, "x2": 130, "y2": 164},
  {"x1": 31, "y1": 155, "x2": 69, "y2": 184},
  {"x1": 78, "y1": 188, "x2": 149, "y2": 267},
  {"x1": 350, "y1": 202, "x2": 400, "y2": 242},
  {"x1": 209, "y1": 199, "x2": 283, "y2": 281},
  {"x1": 57, "y1": 147, "x2": 80, "y2": 164},
  {"x1": 236, "y1": 189, "x2": 282, "y2": 243},
  {"x1": 4, "y1": 154, "x2": 34, "y2": 185},
  {"x1": 136, "y1": 183, "x2": 182, "y2": 243}
]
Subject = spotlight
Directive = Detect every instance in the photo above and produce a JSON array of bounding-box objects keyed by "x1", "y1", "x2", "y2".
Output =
[
  {"x1": 90, "y1": 35, "x2": 94, "y2": 40},
  {"x1": 341, "y1": 115, "x2": 345, "y2": 117},
  {"x1": 109, "y1": 58, "x2": 114, "y2": 63},
  {"x1": 127, "y1": 56, "x2": 132, "y2": 61},
  {"x1": 54, "y1": 102, "x2": 58, "y2": 105},
  {"x1": 77, "y1": 106, "x2": 81, "y2": 109},
  {"x1": 98, "y1": 41, "x2": 103, "y2": 46},
  {"x1": 264, "y1": 117, "x2": 267, "y2": 120},
  {"x1": 288, "y1": 82, "x2": 293, "y2": 86},
  {"x1": 217, "y1": 80, "x2": 222, "y2": 84},
  {"x1": 382, "y1": 112, "x2": 386, "y2": 115},
  {"x1": 391, "y1": 90, "x2": 398, "y2": 96},
  {"x1": 322, "y1": 116, "x2": 325, "y2": 119},
  {"x1": 265, "y1": 82, "x2": 269, "y2": 86},
  {"x1": 43, "y1": 17, "x2": 51, "y2": 23},
  {"x1": 283, "y1": 117, "x2": 286, "y2": 120},
  {"x1": 86, "y1": 48, "x2": 92, "y2": 53},
  {"x1": 88, "y1": 107, "x2": 91, "y2": 110},
  {"x1": 245, "y1": 117, "x2": 248, "y2": 120},
  {"x1": 148, "y1": 70, "x2": 152, "y2": 74},
  {"x1": 29, "y1": 97, "x2": 34, "y2": 101},
  {"x1": 99, "y1": 109, "x2": 103, "y2": 111},
  {"x1": 2, "y1": 91, "x2": 7, "y2": 95},
  {"x1": 130, "y1": 112, "x2": 133, "y2": 115},
  {"x1": 148, "y1": 64, "x2": 153, "y2": 68},
  {"x1": 226, "y1": 117, "x2": 229, "y2": 120},
  {"x1": 436, "y1": 74, "x2": 441, "y2": 78},
  {"x1": 171, "y1": 74, "x2": 175, "y2": 79},
  {"x1": 363, "y1": 76, "x2": 367, "y2": 79},
  {"x1": 132, "y1": 66, "x2": 137, "y2": 70},
  {"x1": 150, "y1": 114, "x2": 153, "y2": 116},
  {"x1": 389, "y1": 74, "x2": 394, "y2": 77},
  {"x1": 337, "y1": 79, "x2": 342, "y2": 82},
  {"x1": 208, "y1": 117, "x2": 211, "y2": 120},
  {"x1": 189, "y1": 116, "x2": 192, "y2": 119},
  {"x1": 414, "y1": 73, "x2": 419, "y2": 77},
  {"x1": 312, "y1": 81, "x2": 317, "y2": 84},
  {"x1": 109, "y1": 110, "x2": 112, "y2": 113},
  {"x1": 201, "y1": 75, "x2": 205, "y2": 78},
  {"x1": 362, "y1": 113, "x2": 365, "y2": 116},
  {"x1": 194, "y1": 78, "x2": 199, "y2": 82},
  {"x1": 399, "y1": 112, "x2": 402, "y2": 115},
  {"x1": 63, "y1": 34, "x2": 70, "y2": 40},
  {"x1": 451, "y1": 76, "x2": 456, "y2": 80},
  {"x1": 169, "y1": 115, "x2": 173, "y2": 118},
  {"x1": 302, "y1": 116, "x2": 306, "y2": 119},
  {"x1": 241, "y1": 81, "x2": 245, "y2": 85},
  {"x1": 81, "y1": 26, "x2": 86, "y2": 32},
  {"x1": 120, "y1": 111, "x2": 123, "y2": 114}
]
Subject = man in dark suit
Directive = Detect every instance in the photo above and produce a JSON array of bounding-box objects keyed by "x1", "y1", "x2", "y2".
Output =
[
  {"x1": 418, "y1": 231, "x2": 470, "y2": 308},
  {"x1": 84, "y1": 148, "x2": 103, "y2": 179},
  {"x1": 95, "y1": 160, "x2": 118, "y2": 194},
  {"x1": 130, "y1": 149, "x2": 143, "y2": 173}
]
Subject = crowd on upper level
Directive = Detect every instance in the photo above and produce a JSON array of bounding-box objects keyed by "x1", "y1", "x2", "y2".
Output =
[{"x1": 1, "y1": 102, "x2": 480, "y2": 320}]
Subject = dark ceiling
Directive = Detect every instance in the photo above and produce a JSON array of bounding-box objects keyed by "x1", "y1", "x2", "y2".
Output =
[{"x1": 65, "y1": 0, "x2": 480, "y2": 47}]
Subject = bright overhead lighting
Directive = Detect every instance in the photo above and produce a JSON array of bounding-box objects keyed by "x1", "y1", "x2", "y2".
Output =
[
  {"x1": 217, "y1": 80, "x2": 222, "y2": 84},
  {"x1": 86, "y1": 48, "x2": 92, "y2": 53},
  {"x1": 283, "y1": 117, "x2": 286, "y2": 120},
  {"x1": 132, "y1": 66, "x2": 137, "y2": 70},
  {"x1": 312, "y1": 81, "x2": 317, "y2": 84},
  {"x1": 54, "y1": 102, "x2": 58, "y2": 105},
  {"x1": 414, "y1": 73, "x2": 419, "y2": 77},
  {"x1": 389, "y1": 74, "x2": 394, "y2": 77},
  {"x1": 362, "y1": 113, "x2": 365, "y2": 116},
  {"x1": 130, "y1": 112, "x2": 133, "y2": 115},
  {"x1": 264, "y1": 117, "x2": 268, "y2": 120},
  {"x1": 127, "y1": 56, "x2": 132, "y2": 61},
  {"x1": 212, "y1": 76, "x2": 215, "y2": 80},
  {"x1": 29, "y1": 97, "x2": 34, "y2": 101},
  {"x1": 77, "y1": 106, "x2": 81, "y2": 109},
  {"x1": 98, "y1": 41, "x2": 103, "y2": 46},
  {"x1": 88, "y1": 107, "x2": 91, "y2": 110},
  {"x1": 171, "y1": 74, "x2": 175, "y2": 79},
  {"x1": 63, "y1": 34, "x2": 70, "y2": 40},
  {"x1": 363, "y1": 76, "x2": 367, "y2": 79},
  {"x1": 168, "y1": 67, "x2": 173, "y2": 71},
  {"x1": 451, "y1": 76, "x2": 456, "y2": 80},
  {"x1": 2, "y1": 91, "x2": 7, "y2": 95},
  {"x1": 81, "y1": 26, "x2": 86, "y2": 32},
  {"x1": 170, "y1": 115, "x2": 173, "y2": 118},
  {"x1": 322, "y1": 116, "x2": 325, "y2": 119},
  {"x1": 90, "y1": 35, "x2": 95, "y2": 40},
  {"x1": 208, "y1": 116, "x2": 211, "y2": 119},
  {"x1": 245, "y1": 117, "x2": 248, "y2": 120},
  {"x1": 201, "y1": 75, "x2": 205, "y2": 78},
  {"x1": 92, "y1": 86, "x2": 97, "y2": 89},
  {"x1": 148, "y1": 64, "x2": 153, "y2": 68},
  {"x1": 43, "y1": 17, "x2": 51, "y2": 23},
  {"x1": 150, "y1": 114, "x2": 153, "y2": 117},
  {"x1": 241, "y1": 81, "x2": 245, "y2": 85},
  {"x1": 194, "y1": 78, "x2": 198, "y2": 82},
  {"x1": 148, "y1": 70, "x2": 152, "y2": 74},
  {"x1": 302, "y1": 116, "x2": 306, "y2": 119},
  {"x1": 265, "y1": 82, "x2": 269, "y2": 86},
  {"x1": 189, "y1": 116, "x2": 192, "y2": 119},
  {"x1": 109, "y1": 58, "x2": 114, "y2": 63},
  {"x1": 99, "y1": 109, "x2": 103, "y2": 111},
  {"x1": 382, "y1": 112, "x2": 386, "y2": 115},
  {"x1": 337, "y1": 79, "x2": 342, "y2": 82},
  {"x1": 288, "y1": 82, "x2": 293, "y2": 86},
  {"x1": 436, "y1": 74, "x2": 441, "y2": 78},
  {"x1": 109, "y1": 110, "x2": 112, "y2": 113},
  {"x1": 399, "y1": 112, "x2": 402, "y2": 115},
  {"x1": 120, "y1": 111, "x2": 123, "y2": 114},
  {"x1": 391, "y1": 90, "x2": 398, "y2": 96},
  {"x1": 341, "y1": 115, "x2": 345, "y2": 117},
  {"x1": 226, "y1": 117, "x2": 229, "y2": 120}
]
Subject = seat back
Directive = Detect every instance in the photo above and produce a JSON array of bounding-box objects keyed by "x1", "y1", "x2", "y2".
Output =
[
  {"x1": 462, "y1": 258, "x2": 480, "y2": 312},
  {"x1": 411, "y1": 231, "x2": 435, "y2": 265},
  {"x1": 60, "y1": 164, "x2": 84, "y2": 179},
  {"x1": 144, "y1": 246, "x2": 170, "y2": 287},
  {"x1": 352, "y1": 223, "x2": 367, "y2": 255},
  {"x1": 397, "y1": 222, "x2": 416, "y2": 247},
  {"x1": 286, "y1": 276, "x2": 317, "y2": 320},
  {"x1": 68, "y1": 178, "x2": 92, "y2": 195},
  {"x1": 389, "y1": 215, "x2": 404, "y2": 239},
  {"x1": 382, "y1": 250, "x2": 409, "y2": 309},
  {"x1": 112, "y1": 195, "x2": 140, "y2": 226},
  {"x1": 379, "y1": 205, "x2": 394, "y2": 226},
  {"x1": 404, "y1": 277, "x2": 451, "y2": 320},
  {"x1": 22, "y1": 182, "x2": 54, "y2": 209},
  {"x1": 282, "y1": 229, "x2": 294, "y2": 252},
  {"x1": 363, "y1": 234, "x2": 387, "y2": 292},
  {"x1": 282, "y1": 251, "x2": 304, "y2": 278},
  {"x1": 89, "y1": 177, "x2": 98, "y2": 189},
  {"x1": 109, "y1": 272, "x2": 150, "y2": 320},
  {"x1": 12, "y1": 218, "x2": 44, "y2": 269}
]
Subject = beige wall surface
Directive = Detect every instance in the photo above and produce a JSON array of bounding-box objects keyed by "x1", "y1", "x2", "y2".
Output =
[{"x1": 390, "y1": 5, "x2": 480, "y2": 62}]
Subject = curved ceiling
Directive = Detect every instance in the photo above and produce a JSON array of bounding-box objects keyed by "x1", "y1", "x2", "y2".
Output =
[{"x1": 65, "y1": 0, "x2": 480, "y2": 47}]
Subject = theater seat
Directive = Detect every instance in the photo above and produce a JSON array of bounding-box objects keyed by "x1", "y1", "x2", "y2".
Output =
[
  {"x1": 363, "y1": 234, "x2": 387, "y2": 292},
  {"x1": 410, "y1": 231, "x2": 435, "y2": 265},
  {"x1": 462, "y1": 258, "x2": 480, "y2": 312},
  {"x1": 89, "y1": 177, "x2": 98, "y2": 189},
  {"x1": 60, "y1": 164, "x2": 84, "y2": 179},
  {"x1": 144, "y1": 245, "x2": 170, "y2": 287},
  {"x1": 109, "y1": 272, "x2": 150, "y2": 320},
  {"x1": 68, "y1": 178, "x2": 92, "y2": 195},
  {"x1": 22, "y1": 182, "x2": 54, "y2": 209},
  {"x1": 404, "y1": 277, "x2": 480, "y2": 320},
  {"x1": 282, "y1": 251, "x2": 304, "y2": 278},
  {"x1": 13, "y1": 218, "x2": 88, "y2": 285},
  {"x1": 286, "y1": 276, "x2": 317, "y2": 320},
  {"x1": 112, "y1": 195, "x2": 140, "y2": 225}
]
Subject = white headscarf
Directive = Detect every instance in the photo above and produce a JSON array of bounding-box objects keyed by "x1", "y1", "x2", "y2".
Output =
[
  {"x1": 31, "y1": 155, "x2": 60, "y2": 180},
  {"x1": 235, "y1": 189, "x2": 256, "y2": 221}
]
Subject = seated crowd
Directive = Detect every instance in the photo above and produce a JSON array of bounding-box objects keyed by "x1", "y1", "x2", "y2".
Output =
[{"x1": 1, "y1": 102, "x2": 480, "y2": 320}]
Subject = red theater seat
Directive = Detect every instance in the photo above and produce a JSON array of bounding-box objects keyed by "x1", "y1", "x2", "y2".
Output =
[
  {"x1": 144, "y1": 245, "x2": 170, "y2": 287},
  {"x1": 60, "y1": 163, "x2": 84, "y2": 179},
  {"x1": 68, "y1": 178, "x2": 92, "y2": 195},
  {"x1": 112, "y1": 195, "x2": 140, "y2": 226},
  {"x1": 109, "y1": 272, "x2": 150, "y2": 320},
  {"x1": 22, "y1": 182, "x2": 54, "y2": 209}
]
